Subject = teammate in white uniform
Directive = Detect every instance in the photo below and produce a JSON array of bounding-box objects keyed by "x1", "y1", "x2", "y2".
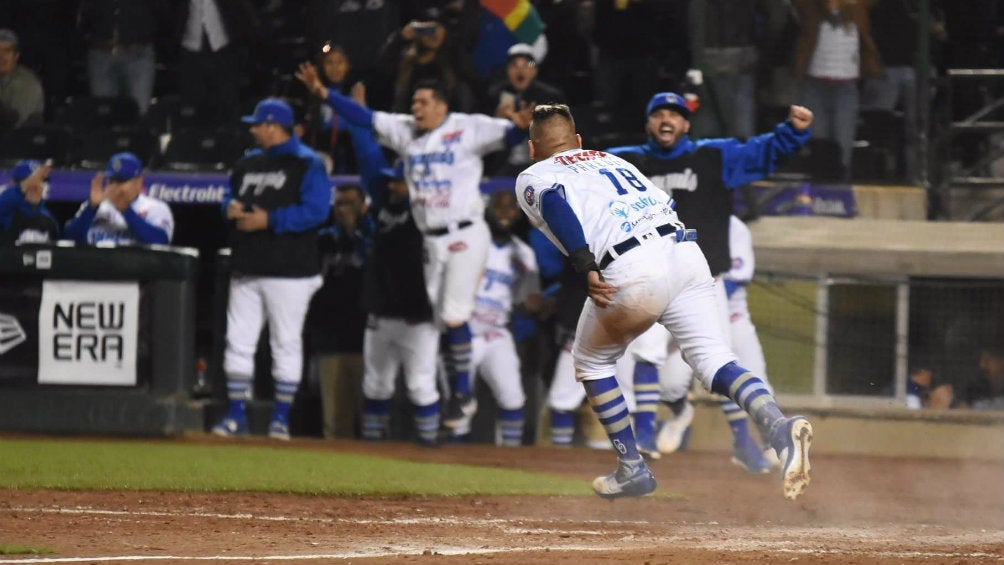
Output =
[
  {"x1": 64, "y1": 152, "x2": 174, "y2": 245},
  {"x1": 653, "y1": 216, "x2": 779, "y2": 470},
  {"x1": 450, "y1": 190, "x2": 539, "y2": 446},
  {"x1": 515, "y1": 104, "x2": 812, "y2": 500},
  {"x1": 296, "y1": 63, "x2": 533, "y2": 426}
]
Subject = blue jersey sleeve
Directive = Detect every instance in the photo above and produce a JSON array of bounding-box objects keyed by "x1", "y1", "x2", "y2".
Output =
[
  {"x1": 268, "y1": 158, "x2": 333, "y2": 234},
  {"x1": 64, "y1": 203, "x2": 98, "y2": 244},
  {"x1": 324, "y1": 89, "x2": 375, "y2": 128},
  {"x1": 700, "y1": 121, "x2": 812, "y2": 188},
  {"x1": 528, "y1": 227, "x2": 565, "y2": 281},
  {"x1": 121, "y1": 206, "x2": 170, "y2": 244},
  {"x1": 0, "y1": 186, "x2": 23, "y2": 230},
  {"x1": 347, "y1": 121, "x2": 390, "y2": 202},
  {"x1": 540, "y1": 190, "x2": 587, "y2": 253}
]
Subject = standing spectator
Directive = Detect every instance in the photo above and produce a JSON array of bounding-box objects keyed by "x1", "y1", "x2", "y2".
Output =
[
  {"x1": 688, "y1": 0, "x2": 762, "y2": 139},
  {"x1": 295, "y1": 63, "x2": 532, "y2": 430},
  {"x1": 793, "y1": 0, "x2": 883, "y2": 177},
  {"x1": 0, "y1": 29, "x2": 43, "y2": 129},
  {"x1": 301, "y1": 43, "x2": 360, "y2": 174},
  {"x1": 306, "y1": 183, "x2": 372, "y2": 439},
  {"x1": 447, "y1": 190, "x2": 540, "y2": 446},
  {"x1": 485, "y1": 43, "x2": 566, "y2": 176},
  {"x1": 211, "y1": 98, "x2": 331, "y2": 440},
  {"x1": 591, "y1": 0, "x2": 689, "y2": 113},
  {"x1": 862, "y1": 0, "x2": 938, "y2": 183},
  {"x1": 0, "y1": 159, "x2": 58, "y2": 244},
  {"x1": 78, "y1": 1, "x2": 167, "y2": 115},
  {"x1": 173, "y1": 0, "x2": 259, "y2": 123},
  {"x1": 606, "y1": 92, "x2": 812, "y2": 472},
  {"x1": 64, "y1": 152, "x2": 174, "y2": 245},
  {"x1": 374, "y1": 13, "x2": 483, "y2": 113}
]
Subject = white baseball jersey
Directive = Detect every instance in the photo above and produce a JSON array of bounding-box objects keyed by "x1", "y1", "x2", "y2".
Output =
[
  {"x1": 373, "y1": 111, "x2": 511, "y2": 231},
  {"x1": 515, "y1": 149, "x2": 683, "y2": 263},
  {"x1": 72, "y1": 193, "x2": 174, "y2": 245},
  {"x1": 470, "y1": 236, "x2": 539, "y2": 337}
]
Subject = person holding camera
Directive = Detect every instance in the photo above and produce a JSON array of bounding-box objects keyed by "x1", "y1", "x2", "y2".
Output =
[
  {"x1": 211, "y1": 98, "x2": 332, "y2": 441},
  {"x1": 64, "y1": 152, "x2": 173, "y2": 246}
]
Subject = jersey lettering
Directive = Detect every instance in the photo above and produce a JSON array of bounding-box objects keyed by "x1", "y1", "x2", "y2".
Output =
[
  {"x1": 239, "y1": 171, "x2": 288, "y2": 197},
  {"x1": 649, "y1": 168, "x2": 698, "y2": 193}
]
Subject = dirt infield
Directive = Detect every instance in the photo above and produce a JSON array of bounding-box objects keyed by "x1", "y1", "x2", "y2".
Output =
[{"x1": 2, "y1": 436, "x2": 1002, "y2": 564}]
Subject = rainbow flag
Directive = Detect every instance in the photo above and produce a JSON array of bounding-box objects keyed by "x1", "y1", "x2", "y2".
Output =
[{"x1": 473, "y1": 0, "x2": 546, "y2": 78}]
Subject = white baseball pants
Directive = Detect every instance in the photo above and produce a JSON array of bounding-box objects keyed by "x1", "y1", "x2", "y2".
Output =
[
  {"x1": 423, "y1": 220, "x2": 490, "y2": 326},
  {"x1": 224, "y1": 274, "x2": 323, "y2": 385},
  {"x1": 362, "y1": 316, "x2": 440, "y2": 406}
]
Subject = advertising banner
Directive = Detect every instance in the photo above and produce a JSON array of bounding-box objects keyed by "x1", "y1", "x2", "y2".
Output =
[{"x1": 38, "y1": 281, "x2": 139, "y2": 386}]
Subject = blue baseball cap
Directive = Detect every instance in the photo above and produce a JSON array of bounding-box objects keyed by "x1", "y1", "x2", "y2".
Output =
[
  {"x1": 12, "y1": 159, "x2": 42, "y2": 182},
  {"x1": 104, "y1": 152, "x2": 143, "y2": 182},
  {"x1": 241, "y1": 98, "x2": 294, "y2": 127},
  {"x1": 646, "y1": 92, "x2": 690, "y2": 118}
]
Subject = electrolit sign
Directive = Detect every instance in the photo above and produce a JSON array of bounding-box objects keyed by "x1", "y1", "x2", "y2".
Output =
[{"x1": 38, "y1": 281, "x2": 139, "y2": 386}]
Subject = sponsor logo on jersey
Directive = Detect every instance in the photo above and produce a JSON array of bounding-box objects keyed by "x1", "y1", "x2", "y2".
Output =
[
  {"x1": 523, "y1": 185, "x2": 535, "y2": 205},
  {"x1": 553, "y1": 150, "x2": 607, "y2": 166},
  {"x1": 441, "y1": 130, "x2": 463, "y2": 145},
  {"x1": 409, "y1": 151, "x2": 456, "y2": 170},
  {"x1": 608, "y1": 201, "x2": 629, "y2": 219},
  {"x1": 649, "y1": 168, "x2": 698, "y2": 193},
  {"x1": 482, "y1": 268, "x2": 515, "y2": 291},
  {"x1": 620, "y1": 221, "x2": 631, "y2": 232}
]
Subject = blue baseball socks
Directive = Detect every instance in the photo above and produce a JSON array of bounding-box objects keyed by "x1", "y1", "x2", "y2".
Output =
[
  {"x1": 632, "y1": 361, "x2": 661, "y2": 457},
  {"x1": 584, "y1": 376, "x2": 641, "y2": 461}
]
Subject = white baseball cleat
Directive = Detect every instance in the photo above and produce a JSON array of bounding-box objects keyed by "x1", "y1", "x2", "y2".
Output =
[
  {"x1": 774, "y1": 416, "x2": 813, "y2": 500},
  {"x1": 656, "y1": 400, "x2": 694, "y2": 454}
]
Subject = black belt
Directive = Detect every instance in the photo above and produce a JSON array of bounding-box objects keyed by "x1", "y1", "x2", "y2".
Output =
[
  {"x1": 424, "y1": 220, "x2": 472, "y2": 236},
  {"x1": 599, "y1": 223, "x2": 697, "y2": 270}
]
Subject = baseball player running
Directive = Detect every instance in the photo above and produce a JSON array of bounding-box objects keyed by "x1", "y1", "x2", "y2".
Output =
[
  {"x1": 515, "y1": 104, "x2": 812, "y2": 501},
  {"x1": 607, "y1": 92, "x2": 813, "y2": 473},
  {"x1": 212, "y1": 98, "x2": 331, "y2": 441},
  {"x1": 296, "y1": 63, "x2": 533, "y2": 428},
  {"x1": 449, "y1": 190, "x2": 540, "y2": 446}
]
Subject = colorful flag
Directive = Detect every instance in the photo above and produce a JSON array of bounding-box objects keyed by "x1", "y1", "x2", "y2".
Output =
[{"x1": 473, "y1": 0, "x2": 546, "y2": 78}]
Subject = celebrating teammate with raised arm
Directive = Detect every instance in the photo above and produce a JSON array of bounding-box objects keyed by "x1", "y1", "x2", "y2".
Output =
[
  {"x1": 296, "y1": 62, "x2": 533, "y2": 425},
  {"x1": 514, "y1": 104, "x2": 813, "y2": 501}
]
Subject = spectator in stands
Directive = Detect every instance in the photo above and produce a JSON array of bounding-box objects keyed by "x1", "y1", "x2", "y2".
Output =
[
  {"x1": 591, "y1": 1, "x2": 688, "y2": 113},
  {"x1": 904, "y1": 364, "x2": 955, "y2": 409},
  {"x1": 375, "y1": 12, "x2": 482, "y2": 113},
  {"x1": 965, "y1": 343, "x2": 1004, "y2": 411},
  {"x1": 485, "y1": 43, "x2": 565, "y2": 176},
  {"x1": 305, "y1": 0, "x2": 400, "y2": 87},
  {"x1": 0, "y1": 159, "x2": 58, "y2": 244},
  {"x1": 173, "y1": 0, "x2": 260, "y2": 123},
  {"x1": 0, "y1": 29, "x2": 43, "y2": 129},
  {"x1": 793, "y1": 0, "x2": 883, "y2": 178},
  {"x1": 0, "y1": 1, "x2": 75, "y2": 121},
  {"x1": 64, "y1": 152, "x2": 174, "y2": 245},
  {"x1": 78, "y1": 0, "x2": 167, "y2": 115},
  {"x1": 306, "y1": 183, "x2": 373, "y2": 439},
  {"x1": 862, "y1": 0, "x2": 944, "y2": 184},
  {"x1": 688, "y1": 0, "x2": 762, "y2": 140},
  {"x1": 301, "y1": 42, "x2": 360, "y2": 174}
]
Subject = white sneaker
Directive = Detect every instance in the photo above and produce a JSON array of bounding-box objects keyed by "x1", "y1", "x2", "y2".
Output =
[{"x1": 656, "y1": 400, "x2": 694, "y2": 454}]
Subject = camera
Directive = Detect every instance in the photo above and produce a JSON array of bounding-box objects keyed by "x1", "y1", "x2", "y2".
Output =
[{"x1": 413, "y1": 21, "x2": 438, "y2": 37}]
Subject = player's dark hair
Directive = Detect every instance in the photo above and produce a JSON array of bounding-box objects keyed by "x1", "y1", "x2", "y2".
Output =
[
  {"x1": 335, "y1": 183, "x2": 366, "y2": 201},
  {"x1": 413, "y1": 79, "x2": 449, "y2": 106},
  {"x1": 530, "y1": 104, "x2": 575, "y2": 128}
]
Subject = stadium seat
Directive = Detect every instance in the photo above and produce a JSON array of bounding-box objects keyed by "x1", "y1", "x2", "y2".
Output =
[
  {"x1": 772, "y1": 138, "x2": 845, "y2": 182},
  {"x1": 56, "y1": 96, "x2": 140, "y2": 130},
  {"x1": 0, "y1": 125, "x2": 75, "y2": 167},
  {"x1": 157, "y1": 128, "x2": 251, "y2": 172},
  {"x1": 75, "y1": 127, "x2": 159, "y2": 170}
]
